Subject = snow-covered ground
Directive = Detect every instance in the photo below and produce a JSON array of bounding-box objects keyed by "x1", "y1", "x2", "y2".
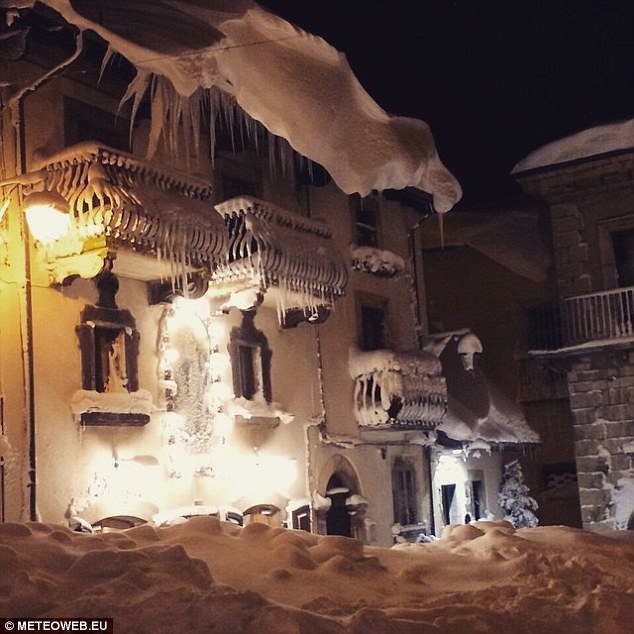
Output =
[{"x1": 1, "y1": 518, "x2": 632, "y2": 633}]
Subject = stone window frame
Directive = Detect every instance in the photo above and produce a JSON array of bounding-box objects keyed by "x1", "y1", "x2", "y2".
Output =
[{"x1": 74, "y1": 272, "x2": 147, "y2": 427}]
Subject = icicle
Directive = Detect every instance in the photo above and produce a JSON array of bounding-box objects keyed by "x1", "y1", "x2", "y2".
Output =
[
  {"x1": 120, "y1": 70, "x2": 152, "y2": 150},
  {"x1": 98, "y1": 45, "x2": 118, "y2": 84}
]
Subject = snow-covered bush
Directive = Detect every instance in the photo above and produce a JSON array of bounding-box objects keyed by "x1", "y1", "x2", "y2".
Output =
[{"x1": 498, "y1": 459, "x2": 539, "y2": 528}]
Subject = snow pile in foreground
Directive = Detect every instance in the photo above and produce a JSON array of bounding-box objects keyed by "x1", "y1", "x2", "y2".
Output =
[{"x1": 1, "y1": 518, "x2": 633, "y2": 633}]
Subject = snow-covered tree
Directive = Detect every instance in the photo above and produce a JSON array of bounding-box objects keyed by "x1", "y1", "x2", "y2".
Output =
[{"x1": 498, "y1": 459, "x2": 539, "y2": 528}]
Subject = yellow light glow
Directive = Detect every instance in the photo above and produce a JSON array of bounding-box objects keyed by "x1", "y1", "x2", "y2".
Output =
[
  {"x1": 0, "y1": 197, "x2": 10, "y2": 223},
  {"x1": 215, "y1": 449, "x2": 297, "y2": 501},
  {"x1": 24, "y1": 193, "x2": 71, "y2": 244},
  {"x1": 163, "y1": 347, "x2": 180, "y2": 364},
  {"x1": 214, "y1": 412, "x2": 234, "y2": 438}
]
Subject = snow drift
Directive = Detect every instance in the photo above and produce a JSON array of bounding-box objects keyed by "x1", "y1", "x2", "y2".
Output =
[
  {"x1": 1, "y1": 518, "x2": 633, "y2": 633},
  {"x1": 20, "y1": 0, "x2": 461, "y2": 211}
]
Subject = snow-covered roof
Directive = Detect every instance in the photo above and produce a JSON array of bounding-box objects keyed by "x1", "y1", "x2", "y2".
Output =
[
  {"x1": 512, "y1": 118, "x2": 634, "y2": 174},
  {"x1": 16, "y1": 0, "x2": 461, "y2": 211},
  {"x1": 424, "y1": 332, "x2": 539, "y2": 448}
]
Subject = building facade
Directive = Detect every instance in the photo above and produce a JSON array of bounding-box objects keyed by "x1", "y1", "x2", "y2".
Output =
[
  {"x1": 0, "y1": 5, "x2": 538, "y2": 544},
  {"x1": 514, "y1": 122, "x2": 634, "y2": 530}
]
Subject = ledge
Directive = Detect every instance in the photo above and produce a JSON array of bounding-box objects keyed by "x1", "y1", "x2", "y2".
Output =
[
  {"x1": 234, "y1": 415, "x2": 280, "y2": 430},
  {"x1": 79, "y1": 412, "x2": 150, "y2": 426}
]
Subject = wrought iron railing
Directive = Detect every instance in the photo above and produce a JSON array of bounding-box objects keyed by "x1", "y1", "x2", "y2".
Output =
[
  {"x1": 30, "y1": 143, "x2": 228, "y2": 268},
  {"x1": 350, "y1": 348, "x2": 447, "y2": 431},
  {"x1": 213, "y1": 196, "x2": 348, "y2": 308},
  {"x1": 527, "y1": 286, "x2": 634, "y2": 351}
]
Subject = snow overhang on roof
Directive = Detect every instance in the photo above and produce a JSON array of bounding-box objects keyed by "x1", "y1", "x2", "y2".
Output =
[
  {"x1": 210, "y1": 196, "x2": 347, "y2": 321},
  {"x1": 17, "y1": 142, "x2": 228, "y2": 284},
  {"x1": 348, "y1": 346, "x2": 447, "y2": 431},
  {"x1": 10, "y1": 0, "x2": 461, "y2": 211},
  {"x1": 424, "y1": 331, "x2": 540, "y2": 450},
  {"x1": 511, "y1": 118, "x2": 634, "y2": 176}
]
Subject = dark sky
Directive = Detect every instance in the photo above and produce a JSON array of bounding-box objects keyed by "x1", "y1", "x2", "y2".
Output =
[{"x1": 260, "y1": 0, "x2": 634, "y2": 207}]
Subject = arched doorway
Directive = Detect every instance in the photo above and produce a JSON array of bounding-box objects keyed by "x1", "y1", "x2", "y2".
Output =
[
  {"x1": 316, "y1": 454, "x2": 367, "y2": 540},
  {"x1": 325, "y1": 474, "x2": 352, "y2": 537}
]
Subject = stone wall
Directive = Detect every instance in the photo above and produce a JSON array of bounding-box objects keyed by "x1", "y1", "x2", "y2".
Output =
[{"x1": 567, "y1": 349, "x2": 634, "y2": 529}]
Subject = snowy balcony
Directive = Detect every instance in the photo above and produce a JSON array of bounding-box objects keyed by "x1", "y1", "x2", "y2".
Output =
[
  {"x1": 349, "y1": 347, "x2": 447, "y2": 431},
  {"x1": 211, "y1": 196, "x2": 348, "y2": 325},
  {"x1": 19, "y1": 143, "x2": 228, "y2": 285},
  {"x1": 527, "y1": 286, "x2": 634, "y2": 353}
]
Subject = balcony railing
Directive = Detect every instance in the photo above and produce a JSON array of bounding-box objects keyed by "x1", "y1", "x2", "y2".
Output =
[
  {"x1": 212, "y1": 196, "x2": 348, "y2": 323},
  {"x1": 528, "y1": 286, "x2": 634, "y2": 352},
  {"x1": 349, "y1": 347, "x2": 447, "y2": 431},
  {"x1": 19, "y1": 142, "x2": 228, "y2": 284}
]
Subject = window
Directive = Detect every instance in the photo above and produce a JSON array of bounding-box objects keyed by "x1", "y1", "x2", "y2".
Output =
[
  {"x1": 74, "y1": 271, "x2": 146, "y2": 426},
  {"x1": 76, "y1": 272, "x2": 140, "y2": 395},
  {"x1": 221, "y1": 174, "x2": 258, "y2": 201},
  {"x1": 228, "y1": 311, "x2": 272, "y2": 402},
  {"x1": 237, "y1": 344, "x2": 260, "y2": 400},
  {"x1": 392, "y1": 458, "x2": 418, "y2": 526},
  {"x1": 350, "y1": 194, "x2": 380, "y2": 247},
  {"x1": 357, "y1": 294, "x2": 388, "y2": 351},
  {"x1": 611, "y1": 228, "x2": 634, "y2": 287},
  {"x1": 64, "y1": 97, "x2": 130, "y2": 151}
]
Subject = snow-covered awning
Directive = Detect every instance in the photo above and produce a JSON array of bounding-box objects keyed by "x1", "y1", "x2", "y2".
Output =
[
  {"x1": 348, "y1": 346, "x2": 447, "y2": 431},
  {"x1": 210, "y1": 196, "x2": 347, "y2": 320},
  {"x1": 424, "y1": 332, "x2": 540, "y2": 450},
  {"x1": 19, "y1": 143, "x2": 228, "y2": 282},
  {"x1": 8, "y1": 1, "x2": 461, "y2": 211}
]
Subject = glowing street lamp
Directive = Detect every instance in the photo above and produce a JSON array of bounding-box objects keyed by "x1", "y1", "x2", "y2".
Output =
[{"x1": 23, "y1": 190, "x2": 71, "y2": 244}]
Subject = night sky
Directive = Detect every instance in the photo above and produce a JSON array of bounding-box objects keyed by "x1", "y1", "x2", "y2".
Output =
[{"x1": 260, "y1": 0, "x2": 634, "y2": 206}]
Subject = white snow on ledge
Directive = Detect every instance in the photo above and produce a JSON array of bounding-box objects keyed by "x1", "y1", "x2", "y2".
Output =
[
  {"x1": 512, "y1": 118, "x2": 634, "y2": 174},
  {"x1": 350, "y1": 245, "x2": 405, "y2": 277},
  {"x1": 70, "y1": 389, "x2": 156, "y2": 416},
  {"x1": 227, "y1": 396, "x2": 294, "y2": 425}
]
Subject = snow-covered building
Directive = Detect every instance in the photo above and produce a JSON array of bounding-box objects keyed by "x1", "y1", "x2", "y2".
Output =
[
  {"x1": 514, "y1": 119, "x2": 634, "y2": 531},
  {"x1": 0, "y1": 1, "x2": 538, "y2": 545},
  {"x1": 421, "y1": 207, "x2": 583, "y2": 528}
]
